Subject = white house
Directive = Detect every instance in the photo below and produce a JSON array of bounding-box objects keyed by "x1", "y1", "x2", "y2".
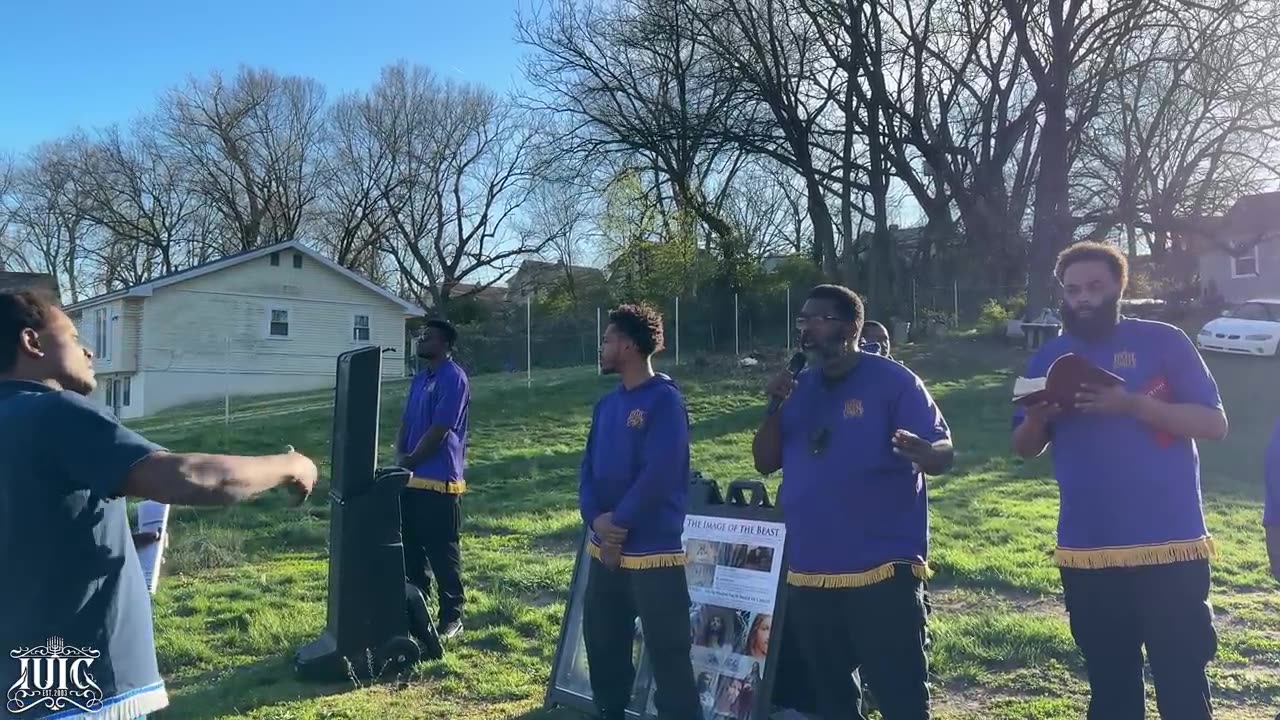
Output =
[{"x1": 65, "y1": 240, "x2": 423, "y2": 419}]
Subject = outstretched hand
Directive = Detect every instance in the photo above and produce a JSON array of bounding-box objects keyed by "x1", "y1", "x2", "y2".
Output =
[{"x1": 282, "y1": 445, "x2": 318, "y2": 505}]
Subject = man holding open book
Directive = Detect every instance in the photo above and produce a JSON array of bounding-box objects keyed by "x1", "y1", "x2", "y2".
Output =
[{"x1": 1011, "y1": 242, "x2": 1229, "y2": 720}]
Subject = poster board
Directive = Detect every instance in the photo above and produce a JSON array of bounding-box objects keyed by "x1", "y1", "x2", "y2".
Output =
[{"x1": 545, "y1": 478, "x2": 792, "y2": 720}]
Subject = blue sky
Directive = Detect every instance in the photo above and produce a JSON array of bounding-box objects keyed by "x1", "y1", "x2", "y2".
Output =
[{"x1": 0, "y1": 0, "x2": 529, "y2": 154}]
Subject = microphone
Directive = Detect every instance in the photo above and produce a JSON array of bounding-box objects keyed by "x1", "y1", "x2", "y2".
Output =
[{"x1": 766, "y1": 352, "x2": 807, "y2": 415}]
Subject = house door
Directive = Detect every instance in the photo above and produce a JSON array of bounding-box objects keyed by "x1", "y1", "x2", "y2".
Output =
[{"x1": 107, "y1": 379, "x2": 122, "y2": 417}]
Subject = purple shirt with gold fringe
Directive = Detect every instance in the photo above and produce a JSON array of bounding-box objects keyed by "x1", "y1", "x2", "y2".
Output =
[
  {"x1": 399, "y1": 359, "x2": 470, "y2": 495},
  {"x1": 1265, "y1": 419, "x2": 1280, "y2": 526},
  {"x1": 578, "y1": 373, "x2": 690, "y2": 570},
  {"x1": 778, "y1": 353, "x2": 951, "y2": 589},
  {"x1": 1012, "y1": 318, "x2": 1222, "y2": 569}
]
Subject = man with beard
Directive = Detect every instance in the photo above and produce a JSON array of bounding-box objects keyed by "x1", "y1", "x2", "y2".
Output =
[
  {"x1": 0, "y1": 291, "x2": 317, "y2": 720},
  {"x1": 397, "y1": 319, "x2": 470, "y2": 641},
  {"x1": 753, "y1": 284, "x2": 953, "y2": 720},
  {"x1": 577, "y1": 303, "x2": 701, "y2": 720},
  {"x1": 1012, "y1": 242, "x2": 1229, "y2": 720}
]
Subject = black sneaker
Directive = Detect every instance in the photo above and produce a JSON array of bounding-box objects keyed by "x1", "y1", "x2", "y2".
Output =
[{"x1": 438, "y1": 619, "x2": 463, "y2": 641}]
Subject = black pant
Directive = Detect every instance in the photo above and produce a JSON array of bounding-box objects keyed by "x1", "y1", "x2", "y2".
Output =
[
  {"x1": 401, "y1": 489, "x2": 465, "y2": 623},
  {"x1": 582, "y1": 559, "x2": 701, "y2": 720},
  {"x1": 1060, "y1": 559, "x2": 1217, "y2": 720},
  {"x1": 788, "y1": 565, "x2": 931, "y2": 720}
]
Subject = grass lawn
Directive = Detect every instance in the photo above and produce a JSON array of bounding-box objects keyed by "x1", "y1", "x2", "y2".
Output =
[{"x1": 133, "y1": 337, "x2": 1280, "y2": 720}]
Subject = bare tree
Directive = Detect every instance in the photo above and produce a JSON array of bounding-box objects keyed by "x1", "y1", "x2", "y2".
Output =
[
  {"x1": 71, "y1": 120, "x2": 202, "y2": 279},
  {"x1": 518, "y1": 0, "x2": 755, "y2": 289},
  {"x1": 1075, "y1": 0, "x2": 1280, "y2": 258},
  {"x1": 0, "y1": 154, "x2": 26, "y2": 271},
  {"x1": 161, "y1": 66, "x2": 326, "y2": 253},
  {"x1": 679, "y1": 0, "x2": 849, "y2": 280},
  {"x1": 360, "y1": 63, "x2": 559, "y2": 318},
  {"x1": 1001, "y1": 0, "x2": 1159, "y2": 314},
  {"x1": 7, "y1": 141, "x2": 93, "y2": 301},
  {"x1": 314, "y1": 93, "x2": 396, "y2": 284}
]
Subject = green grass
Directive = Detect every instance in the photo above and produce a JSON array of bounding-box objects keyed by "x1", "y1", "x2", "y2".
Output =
[{"x1": 135, "y1": 339, "x2": 1280, "y2": 719}]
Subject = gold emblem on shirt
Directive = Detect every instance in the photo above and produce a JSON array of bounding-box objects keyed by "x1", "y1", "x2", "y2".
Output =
[
  {"x1": 1113, "y1": 351, "x2": 1137, "y2": 370},
  {"x1": 843, "y1": 399, "x2": 864, "y2": 418},
  {"x1": 627, "y1": 409, "x2": 646, "y2": 428}
]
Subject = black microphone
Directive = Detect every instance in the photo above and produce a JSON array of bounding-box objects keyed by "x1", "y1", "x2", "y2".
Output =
[{"x1": 766, "y1": 352, "x2": 807, "y2": 415}]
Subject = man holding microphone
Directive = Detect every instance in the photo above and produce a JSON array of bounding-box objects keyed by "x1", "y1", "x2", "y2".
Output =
[{"x1": 753, "y1": 284, "x2": 953, "y2": 720}]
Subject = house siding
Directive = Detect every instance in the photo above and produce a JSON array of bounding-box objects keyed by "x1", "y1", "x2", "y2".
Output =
[
  {"x1": 1199, "y1": 238, "x2": 1280, "y2": 304},
  {"x1": 134, "y1": 249, "x2": 407, "y2": 415},
  {"x1": 70, "y1": 300, "x2": 138, "y2": 374}
]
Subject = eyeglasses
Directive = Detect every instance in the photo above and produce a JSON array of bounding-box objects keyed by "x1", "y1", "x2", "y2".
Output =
[{"x1": 795, "y1": 314, "x2": 845, "y2": 329}]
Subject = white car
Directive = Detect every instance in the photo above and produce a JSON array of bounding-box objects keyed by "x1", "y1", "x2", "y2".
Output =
[{"x1": 1197, "y1": 298, "x2": 1280, "y2": 357}]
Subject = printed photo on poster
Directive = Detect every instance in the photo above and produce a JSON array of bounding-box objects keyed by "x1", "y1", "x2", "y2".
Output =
[{"x1": 676, "y1": 514, "x2": 786, "y2": 720}]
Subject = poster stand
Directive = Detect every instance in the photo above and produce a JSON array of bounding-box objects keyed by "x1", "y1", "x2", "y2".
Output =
[{"x1": 544, "y1": 473, "x2": 808, "y2": 720}]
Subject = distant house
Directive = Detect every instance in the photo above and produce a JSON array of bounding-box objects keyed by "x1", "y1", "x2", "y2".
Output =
[
  {"x1": 0, "y1": 272, "x2": 61, "y2": 302},
  {"x1": 65, "y1": 240, "x2": 422, "y2": 419},
  {"x1": 1176, "y1": 192, "x2": 1280, "y2": 304},
  {"x1": 505, "y1": 259, "x2": 606, "y2": 302}
]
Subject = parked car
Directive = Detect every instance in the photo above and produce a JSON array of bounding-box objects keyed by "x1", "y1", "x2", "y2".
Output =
[{"x1": 1196, "y1": 298, "x2": 1280, "y2": 358}]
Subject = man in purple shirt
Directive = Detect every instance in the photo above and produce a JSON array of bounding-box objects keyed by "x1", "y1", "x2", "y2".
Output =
[
  {"x1": 578, "y1": 303, "x2": 701, "y2": 720},
  {"x1": 1012, "y1": 242, "x2": 1229, "y2": 720},
  {"x1": 1264, "y1": 418, "x2": 1280, "y2": 582},
  {"x1": 753, "y1": 285, "x2": 954, "y2": 720},
  {"x1": 397, "y1": 319, "x2": 470, "y2": 641}
]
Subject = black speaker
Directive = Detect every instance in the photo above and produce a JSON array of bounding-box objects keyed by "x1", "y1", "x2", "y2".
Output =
[
  {"x1": 295, "y1": 347, "x2": 443, "y2": 683},
  {"x1": 328, "y1": 346, "x2": 382, "y2": 500}
]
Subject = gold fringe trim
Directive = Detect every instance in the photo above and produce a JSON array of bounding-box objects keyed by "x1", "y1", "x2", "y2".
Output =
[
  {"x1": 787, "y1": 561, "x2": 932, "y2": 589},
  {"x1": 406, "y1": 476, "x2": 467, "y2": 495},
  {"x1": 1054, "y1": 536, "x2": 1216, "y2": 569},
  {"x1": 588, "y1": 542, "x2": 686, "y2": 570}
]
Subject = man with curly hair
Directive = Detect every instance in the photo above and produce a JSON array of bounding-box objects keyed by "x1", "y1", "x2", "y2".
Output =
[{"x1": 577, "y1": 302, "x2": 701, "y2": 720}]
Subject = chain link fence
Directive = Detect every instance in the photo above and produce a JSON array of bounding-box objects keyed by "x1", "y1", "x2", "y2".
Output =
[{"x1": 421, "y1": 282, "x2": 1025, "y2": 380}]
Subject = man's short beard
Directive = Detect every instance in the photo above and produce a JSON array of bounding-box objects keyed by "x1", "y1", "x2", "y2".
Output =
[{"x1": 1061, "y1": 296, "x2": 1121, "y2": 341}]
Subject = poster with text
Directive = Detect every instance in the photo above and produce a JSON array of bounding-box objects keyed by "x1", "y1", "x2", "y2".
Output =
[{"x1": 647, "y1": 514, "x2": 786, "y2": 720}]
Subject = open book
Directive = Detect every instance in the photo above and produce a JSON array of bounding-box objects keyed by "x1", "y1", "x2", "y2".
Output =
[{"x1": 1012, "y1": 353, "x2": 1124, "y2": 407}]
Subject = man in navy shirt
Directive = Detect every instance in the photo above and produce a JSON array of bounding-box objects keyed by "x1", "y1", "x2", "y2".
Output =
[
  {"x1": 396, "y1": 319, "x2": 471, "y2": 641},
  {"x1": 0, "y1": 291, "x2": 317, "y2": 720}
]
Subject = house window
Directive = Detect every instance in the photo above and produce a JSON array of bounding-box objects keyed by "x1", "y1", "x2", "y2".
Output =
[
  {"x1": 1232, "y1": 245, "x2": 1260, "y2": 278},
  {"x1": 270, "y1": 252, "x2": 280, "y2": 266},
  {"x1": 293, "y1": 253, "x2": 303, "y2": 269},
  {"x1": 269, "y1": 308, "x2": 290, "y2": 338},
  {"x1": 104, "y1": 380, "x2": 114, "y2": 410},
  {"x1": 93, "y1": 309, "x2": 111, "y2": 360},
  {"x1": 353, "y1": 314, "x2": 371, "y2": 342},
  {"x1": 122, "y1": 377, "x2": 131, "y2": 407}
]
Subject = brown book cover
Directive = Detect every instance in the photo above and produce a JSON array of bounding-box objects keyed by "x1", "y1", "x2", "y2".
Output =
[{"x1": 1012, "y1": 353, "x2": 1125, "y2": 408}]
